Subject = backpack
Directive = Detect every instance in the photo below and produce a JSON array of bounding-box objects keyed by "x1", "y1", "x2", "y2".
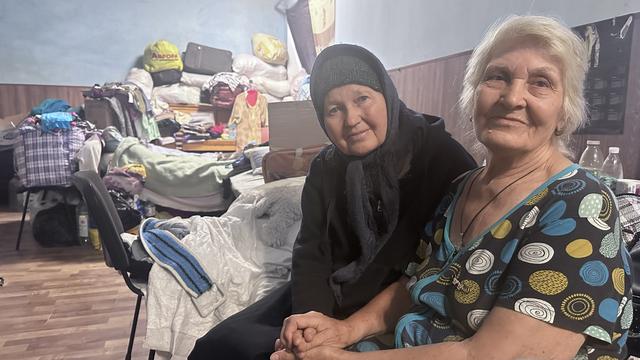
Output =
[{"x1": 32, "y1": 202, "x2": 78, "y2": 247}]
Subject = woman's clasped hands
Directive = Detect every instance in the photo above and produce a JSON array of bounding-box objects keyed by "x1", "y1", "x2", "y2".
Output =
[{"x1": 271, "y1": 311, "x2": 356, "y2": 360}]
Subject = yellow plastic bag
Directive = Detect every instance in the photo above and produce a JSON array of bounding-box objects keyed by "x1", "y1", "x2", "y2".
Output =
[
  {"x1": 143, "y1": 40, "x2": 184, "y2": 73},
  {"x1": 252, "y1": 33, "x2": 288, "y2": 65}
]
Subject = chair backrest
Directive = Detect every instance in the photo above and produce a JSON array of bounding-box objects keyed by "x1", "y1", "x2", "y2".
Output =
[
  {"x1": 619, "y1": 193, "x2": 640, "y2": 248},
  {"x1": 618, "y1": 193, "x2": 640, "y2": 354},
  {"x1": 617, "y1": 193, "x2": 640, "y2": 292},
  {"x1": 71, "y1": 170, "x2": 129, "y2": 271}
]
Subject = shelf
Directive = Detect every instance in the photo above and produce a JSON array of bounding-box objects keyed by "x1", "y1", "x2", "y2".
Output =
[
  {"x1": 167, "y1": 103, "x2": 214, "y2": 114},
  {"x1": 163, "y1": 139, "x2": 236, "y2": 152},
  {"x1": 167, "y1": 103, "x2": 232, "y2": 124}
]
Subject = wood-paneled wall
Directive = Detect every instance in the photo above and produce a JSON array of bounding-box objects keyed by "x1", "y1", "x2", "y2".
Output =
[
  {"x1": 0, "y1": 84, "x2": 88, "y2": 119},
  {"x1": 389, "y1": 13, "x2": 640, "y2": 179},
  {"x1": 388, "y1": 51, "x2": 474, "y2": 156}
]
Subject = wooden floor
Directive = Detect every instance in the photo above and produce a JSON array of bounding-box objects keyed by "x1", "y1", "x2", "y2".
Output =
[{"x1": 0, "y1": 209, "x2": 151, "y2": 360}]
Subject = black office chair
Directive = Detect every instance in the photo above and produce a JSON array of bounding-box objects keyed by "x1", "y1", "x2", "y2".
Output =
[{"x1": 71, "y1": 170, "x2": 155, "y2": 360}]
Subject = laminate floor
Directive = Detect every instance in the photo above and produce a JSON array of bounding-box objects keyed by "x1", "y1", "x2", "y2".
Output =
[{"x1": 0, "y1": 209, "x2": 151, "y2": 359}]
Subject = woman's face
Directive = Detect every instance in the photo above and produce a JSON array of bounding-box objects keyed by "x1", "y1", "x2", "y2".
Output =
[
  {"x1": 323, "y1": 84, "x2": 388, "y2": 157},
  {"x1": 473, "y1": 42, "x2": 564, "y2": 155}
]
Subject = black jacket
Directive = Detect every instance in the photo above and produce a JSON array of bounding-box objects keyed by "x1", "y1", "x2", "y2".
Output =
[{"x1": 291, "y1": 110, "x2": 476, "y2": 318}]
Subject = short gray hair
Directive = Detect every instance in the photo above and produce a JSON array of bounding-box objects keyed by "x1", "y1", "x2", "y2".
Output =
[{"x1": 459, "y1": 15, "x2": 588, "y2": 156}]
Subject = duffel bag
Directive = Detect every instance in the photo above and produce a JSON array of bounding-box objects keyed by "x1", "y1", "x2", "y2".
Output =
[
  {"x1": 262, "y1": 144, "x2": 326, "y2": 183},
  {"x1": 183, "y1": 42, "x2": 232, "y2": 75}
]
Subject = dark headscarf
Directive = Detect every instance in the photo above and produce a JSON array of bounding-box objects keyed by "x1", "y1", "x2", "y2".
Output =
[{"x1": 310, "y1": 44, "x2": 405, "y2": 304}]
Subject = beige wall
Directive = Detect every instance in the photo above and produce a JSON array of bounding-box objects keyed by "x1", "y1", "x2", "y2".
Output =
[{"x1": 388, "y1": 14, "x2": 640, "y2": 179}]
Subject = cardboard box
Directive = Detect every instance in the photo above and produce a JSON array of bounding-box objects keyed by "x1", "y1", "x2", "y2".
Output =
[{"x1": 268, "y1": 100, "x2": 329, "y2": 151}]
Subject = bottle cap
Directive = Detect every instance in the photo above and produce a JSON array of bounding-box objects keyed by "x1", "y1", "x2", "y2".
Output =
[
  {"x1": 586, "y1": 140, "x2": 600, "y2": 145},
  {"x1": 609, "y1": 146, "x2": 620, "y2": 154}
]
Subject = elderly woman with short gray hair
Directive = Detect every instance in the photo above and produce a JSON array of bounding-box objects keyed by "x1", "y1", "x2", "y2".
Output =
[{"x1": 272, "y1": 15, "x2": 632, "y2": 360}]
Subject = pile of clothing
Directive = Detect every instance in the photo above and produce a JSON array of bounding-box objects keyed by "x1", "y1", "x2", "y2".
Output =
[
  {"x1": 80, "y1": 36, "x2": 314, "y2": 150},
  {"x1": 11, "y1": 99, "x2": 96, "y2": 247},
  {"x1": 14, "y1": 99, "x2": 91, "y2": 189},
  {"x1": 83, "y1": 83, "x2": 160, "y2": 142},
  {"x1": 132, "y1": 176, "x2": 306, "y2": 360}
]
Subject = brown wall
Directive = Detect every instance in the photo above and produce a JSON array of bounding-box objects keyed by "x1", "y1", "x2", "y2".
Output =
[
  {"x1": 0, "y1": 84, "x2": 88, "y2": 119},
  {"x1": 388, "y1": 51, "x2": 475, "y2": 157},
  {"x1": 389, "y1": 13, "x2": 640, "y2": 179}
]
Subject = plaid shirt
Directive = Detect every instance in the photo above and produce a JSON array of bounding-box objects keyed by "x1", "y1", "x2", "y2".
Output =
[{"x1": 13, "y1": 126, "x2": 84, "y2": 188}]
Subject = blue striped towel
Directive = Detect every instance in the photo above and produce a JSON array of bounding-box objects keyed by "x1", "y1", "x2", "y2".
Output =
[{"x1": 139, "y1": 218, "x2": 213, "y2": 298}]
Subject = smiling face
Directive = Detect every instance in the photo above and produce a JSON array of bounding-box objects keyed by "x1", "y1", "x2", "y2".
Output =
[
  {"x1": 473, "y1": 40, "x2": 565, "y2": 155},
  {"x1": 322, "y1": 84, "x2": 388, "y2": 157}
]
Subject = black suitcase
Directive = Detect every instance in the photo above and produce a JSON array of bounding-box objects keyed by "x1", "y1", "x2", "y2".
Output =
[{"x1": 183, "y1": 42, "x2": 232, "y2": 75}]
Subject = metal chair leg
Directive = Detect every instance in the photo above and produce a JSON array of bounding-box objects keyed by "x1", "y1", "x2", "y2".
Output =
[
  {"x1": 126, "y1": 293, "x2": 143, "y2": 360},
  {"x1": 148, "y1": 349, "x2": 156, "y2": 359},
  {"x1": 16, "y1": 190, "x2": 31, "y2": 251}
]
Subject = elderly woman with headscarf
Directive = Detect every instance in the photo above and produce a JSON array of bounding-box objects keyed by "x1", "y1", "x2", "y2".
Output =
[
  {"x1": 273, "y1": 15, "x2": 632, "y2": 360},
  {"x1": 189, "y1": 45, "x2": 475, "y2": 359}
]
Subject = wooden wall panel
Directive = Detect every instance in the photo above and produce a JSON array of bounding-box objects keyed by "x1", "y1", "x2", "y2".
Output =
[
  {"x1": 388, "y1": 51, "x2": 474, "y2": 157},
  {"x1": 389, "y1": 14, "x2": 640, "y2": 179},
  {"x1": 0, "y1": 84, "x2": 88, "y2": 119}
]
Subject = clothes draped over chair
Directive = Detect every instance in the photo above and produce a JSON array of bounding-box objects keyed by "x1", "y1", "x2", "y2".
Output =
[
  {"x1": 140, "y1": 177, "x2": 305, "y2": 359},
  {"x1": 85, "y1": 82, "x2": 160, "y2": 141}
]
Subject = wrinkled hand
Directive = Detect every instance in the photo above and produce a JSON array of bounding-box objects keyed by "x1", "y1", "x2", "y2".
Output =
[
  {"x1": 279, "y1": 311, "x2": 354, "y2": 356},
  {"x1": 271, "y1": 345, "x2": 349, "y2": 360}
]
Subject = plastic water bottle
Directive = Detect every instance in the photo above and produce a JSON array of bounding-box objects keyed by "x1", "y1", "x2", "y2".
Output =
[
  {"x1": 578, "y1": 140, "x2": 605, "y2": 178},
  {"x1": 600, "y1": 146, "x2": 624, "y2": 190},
  {"x1": 228, "y1": 123, "x2": 237, "y2": 140},
  {"x1": 77, "y1": 201, "x2": 89, "y2": 246}
]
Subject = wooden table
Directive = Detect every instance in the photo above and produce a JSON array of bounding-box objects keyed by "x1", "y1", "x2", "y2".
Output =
[{"x1": 163, "y1": 139, "x2": 236, "y2": 152}]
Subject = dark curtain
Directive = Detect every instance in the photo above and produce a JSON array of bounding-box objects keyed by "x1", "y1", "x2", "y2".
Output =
[{"x1": 277, "y1": 0, "x2": 317, "y2": 73}]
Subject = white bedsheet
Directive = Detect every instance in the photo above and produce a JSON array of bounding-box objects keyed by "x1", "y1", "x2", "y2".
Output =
[{"x1": 229, "y1": 170, "x2": 266, "y2": 196}]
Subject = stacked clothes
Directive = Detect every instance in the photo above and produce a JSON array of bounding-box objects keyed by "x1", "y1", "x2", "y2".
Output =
[
  {"x1": 102, "y1": 164, "x2": 149, "y2": 230},
  {"x1": 84, "y1": 83, "x2": 160, "y2": 142},
  {"x1": 180, "y1": 112, "x2": 216, "y2": 142}
]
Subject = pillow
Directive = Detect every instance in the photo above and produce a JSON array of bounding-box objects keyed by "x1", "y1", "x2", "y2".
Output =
[{"x1": 244, "y1": 146, "x2": 270, "y2": 171}]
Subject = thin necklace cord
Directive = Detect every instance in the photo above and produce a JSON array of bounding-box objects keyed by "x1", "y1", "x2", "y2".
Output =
[{"x1": 458, "y1": 166, "x2": 538, "y2": 243}]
